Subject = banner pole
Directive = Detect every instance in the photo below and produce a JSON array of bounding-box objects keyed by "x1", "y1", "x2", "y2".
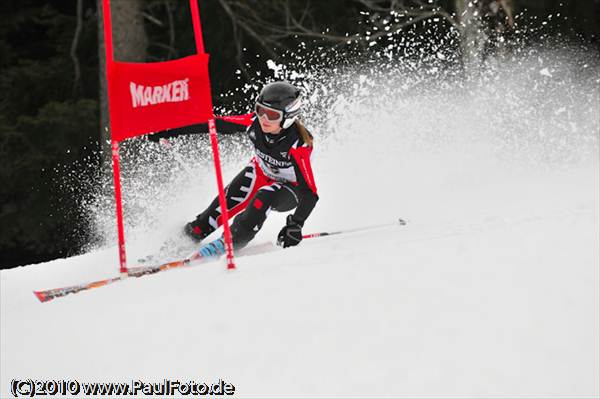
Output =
[
  {"x1": 111, "y1": 141, "x2": 128, "y2": 275},
  {"x1": 208, "y1": 119, "x2": 236, "y2": 269},
  {"x1": 189, "y1": 0, "x2": 205, "y2": 54},
  {"x1": 102, "y1": 0, "x2": 127, "y2": 275},
  {"x1": 102, "y1": 0, "x2": 113, "y2": 60}
]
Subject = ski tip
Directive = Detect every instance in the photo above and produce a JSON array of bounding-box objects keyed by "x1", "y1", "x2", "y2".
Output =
[{"x1": 33, "y1": 291, "x2": 48, "y2": 303}]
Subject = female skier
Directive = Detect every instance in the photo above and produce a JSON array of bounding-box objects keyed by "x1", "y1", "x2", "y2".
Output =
[{"x1": 184, "y1": 81, "x2": 319, "y2": 257}]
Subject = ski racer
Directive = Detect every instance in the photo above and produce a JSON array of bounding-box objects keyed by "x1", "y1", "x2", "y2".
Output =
[{"x1": 184, "y1": 81, "x2": 319, "y2": 257}]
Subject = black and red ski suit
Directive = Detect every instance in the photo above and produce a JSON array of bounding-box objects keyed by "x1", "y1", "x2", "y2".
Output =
[{"x1": 188, "y1": 118, "x2": 318, "y2": 249}]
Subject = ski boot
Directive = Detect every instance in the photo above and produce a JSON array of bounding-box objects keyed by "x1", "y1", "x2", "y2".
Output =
[{"x1": 196, "y1": 237, "x2": 226, "y2": 259}]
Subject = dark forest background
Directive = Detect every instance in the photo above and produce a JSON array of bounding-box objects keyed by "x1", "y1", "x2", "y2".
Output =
[{"x1": 0, "y1": 0, "x2": 598, "y2": 269}]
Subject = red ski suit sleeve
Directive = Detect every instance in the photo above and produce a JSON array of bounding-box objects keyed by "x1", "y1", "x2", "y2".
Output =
[{"x1": 289, "y1": 144, "x2": 318, "y2": 224}]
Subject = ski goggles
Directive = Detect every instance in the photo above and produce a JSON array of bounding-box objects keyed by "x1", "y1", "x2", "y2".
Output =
[{"x1": 255, "y1": 103, "x2": 283, "y2": 122}]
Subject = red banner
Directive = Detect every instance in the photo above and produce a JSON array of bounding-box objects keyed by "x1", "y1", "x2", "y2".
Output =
[{"x1": 107, "y1": 54, "x2": 214, "y2": 141}]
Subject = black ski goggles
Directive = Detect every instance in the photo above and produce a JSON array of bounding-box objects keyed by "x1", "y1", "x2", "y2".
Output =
[{"x1": 255, "y1": 103, "x2": 283, "y2": 122}]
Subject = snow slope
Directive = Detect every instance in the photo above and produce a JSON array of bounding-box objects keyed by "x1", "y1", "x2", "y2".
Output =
[{"x1": 2, "y1": 47, "x2": 599, "y2": 397}]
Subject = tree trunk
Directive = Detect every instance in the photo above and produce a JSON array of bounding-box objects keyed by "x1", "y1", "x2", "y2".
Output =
[
  {"x1": 454, "y1": 0, "x2": 487, "y2": 75},
  {"x1": 454, "y1": 0, "x2": 516, "y2": 74},
  {"x1": 111, "y1": 0, "x2": 148, "y2": 62},
  {"x1": 97, "y1": 0, "x2": 110, "y2": 162},
  {"x1": 97, "y1": 0, "x2": 148, "y2": 165}
]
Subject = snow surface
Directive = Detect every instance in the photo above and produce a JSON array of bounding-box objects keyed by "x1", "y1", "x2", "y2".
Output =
[{"x1": 2, "y1": 46, "x2": 599, "y2": 397}]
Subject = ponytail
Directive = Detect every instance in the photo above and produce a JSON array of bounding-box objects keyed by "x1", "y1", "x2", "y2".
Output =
[{"x1": 294, "y1": 119, "x2": 313, "y2": 146}]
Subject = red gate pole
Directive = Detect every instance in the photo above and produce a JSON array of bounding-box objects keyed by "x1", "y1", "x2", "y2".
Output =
[
  {"x1": 111, "y1": 141, "x2": 128, "y2": 275},
  {"x1": 102, "y1": 0, "x2": 128, "y2": 275},
  {"x1": 189, "y1": 0, "x2": 205, "y2": 54},
  {"x1": 190, "y1": 0, "x2": 235, "y2": 269},
  {"x1": 208, "y1": 119, "x2": 236, "y2": 269}
]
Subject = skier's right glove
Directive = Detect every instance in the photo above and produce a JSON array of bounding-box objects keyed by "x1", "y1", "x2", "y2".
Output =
[
  {"x1": 184, "y1": 221, "x2": 207, "y2": 243},
  {"x1": 277, "y1": 215, "x2": 303, "y2": 248}
]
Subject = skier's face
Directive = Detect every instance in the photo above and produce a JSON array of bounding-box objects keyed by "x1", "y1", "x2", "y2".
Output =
[{"x1": 258, "y1": 114, "x2": 282, "y2": 134}]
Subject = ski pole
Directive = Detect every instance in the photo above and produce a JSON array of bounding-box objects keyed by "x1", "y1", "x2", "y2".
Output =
[{"x1": 302, "y1": 218, "x2": 407, "y2": 239}]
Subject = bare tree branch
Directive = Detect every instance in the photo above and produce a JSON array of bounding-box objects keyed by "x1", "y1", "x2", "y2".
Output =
[
  {"x1": 70, "y1": 0, "x2": 83, "y2": 97},
  {"x1": 165, "y1": 0, "x2": 176, "y2": 59},
  {"x1": 217, "y1": 0, "x2": 281, "y2": 56},
  {"x1": 142, "y1": 11, "x2": 164, "y2": 27},
  {"x1": 498, "y1": 0, "x2": 515, "y2": 27},
  {"x1": 210, "y1": 0, "x2": 512, "y2": 77}
]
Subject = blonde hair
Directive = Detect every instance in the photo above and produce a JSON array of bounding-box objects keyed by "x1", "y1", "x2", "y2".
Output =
[{"x1": 295, "y1": 119, "x2": 313, "y2": 146}]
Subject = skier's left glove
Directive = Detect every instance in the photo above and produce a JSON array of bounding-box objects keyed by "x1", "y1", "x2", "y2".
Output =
[{"x1": 277, "y1": 215, "x2": 303, "y2": 248}]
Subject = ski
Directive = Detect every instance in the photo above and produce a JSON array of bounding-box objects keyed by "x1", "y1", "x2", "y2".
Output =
[
  {"x1": 33, "y1": 258, "x2": 198, "y2": 303},
  {"x1": 33, "y1": 276, "x2": 123, "y2": 303},
  {"x1": 33, "y1": 242, "x2": 279, "y2": 303}
]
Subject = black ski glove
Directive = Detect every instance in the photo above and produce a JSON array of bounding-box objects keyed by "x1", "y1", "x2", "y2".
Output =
[{"x1": 277, "y1": 215, "x2": 303, "y2": 248}]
